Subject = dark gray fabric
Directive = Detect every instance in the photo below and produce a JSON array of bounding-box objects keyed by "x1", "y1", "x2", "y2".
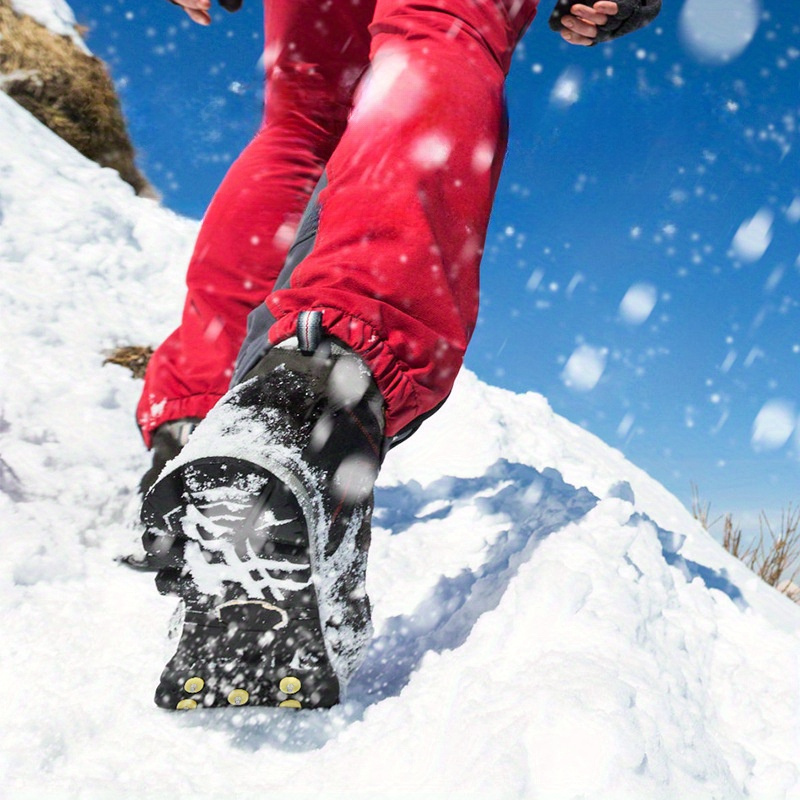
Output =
[
  {"x1": 230, "y1": 172, "x2": 328, "y2": 385},
  {"x1": 231, "y1": 302, "x2": 274, "y2": 386},
  {"x1": 272, "y1": 171, "x2": 328, "y2": 293}
]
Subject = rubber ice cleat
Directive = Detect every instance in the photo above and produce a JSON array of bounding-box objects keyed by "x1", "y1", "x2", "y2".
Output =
[
  {"x1": 279, "y1": 699, "x2": 302, "y2": 709},
  {"x1": 227, "y1": 689, "x2": 249, "y2": 706},
  {"x1": 279, "y1": 676, "x2": 301, "y2": 695},
  {"x1": 176, "y1": 699, "x2": 198, "y2": 710},
  {"x1": 146, "y1": 462, "x2": 341, "y2": 710},
  {"x1": 152, "y1": 596, "x2": 339, "y2": 710}
]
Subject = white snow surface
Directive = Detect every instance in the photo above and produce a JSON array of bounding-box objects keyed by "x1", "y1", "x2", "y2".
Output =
[
  {"x1": 10, "y1": 0, "x2": 90, "y2": 53},
  {"x1": 1, "y1": 91, "x2": 800, "y2": 799}
]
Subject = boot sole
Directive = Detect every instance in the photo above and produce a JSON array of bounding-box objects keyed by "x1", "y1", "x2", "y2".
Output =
[{"x1": 142, "y1": 457, "x2": 339, "y2": 710}]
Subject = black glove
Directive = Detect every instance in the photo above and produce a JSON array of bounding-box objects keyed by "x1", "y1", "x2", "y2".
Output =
[{"x1": 549, "y1": 0, "x2": 661, "y2": 43}]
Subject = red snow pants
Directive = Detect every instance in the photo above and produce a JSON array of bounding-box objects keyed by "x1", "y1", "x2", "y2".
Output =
[{"x1": 137, "y1": 0, "x2": 539, "y2": 446}]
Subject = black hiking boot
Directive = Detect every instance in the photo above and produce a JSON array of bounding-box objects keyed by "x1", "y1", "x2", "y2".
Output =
[
  {"x1": 140, "y1": 336, "x2": 385, "y2": 710},
  {"x1": 139, "y1": 418, "x2": 202, "y2": 497},
  {"x1": 120, "y1": 418, "x2": 201, "y2": 572}
]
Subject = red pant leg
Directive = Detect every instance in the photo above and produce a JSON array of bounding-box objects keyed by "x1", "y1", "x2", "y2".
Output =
[
  {"x1": 264, "y1": 0, "x2": 539, "y2": 437},
  {"x1": 136, "y1": 1, "x2": 374, "y2": 446}
]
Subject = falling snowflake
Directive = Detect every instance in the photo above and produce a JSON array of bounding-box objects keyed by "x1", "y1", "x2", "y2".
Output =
[
  {"x1": 679, "y1": 0, "x2": 760, "y2": 64},
  {"x1": 561, "y1": 345, "x2": 607, "y2": 392},
  {"x1": 732, "y1": 208, "x2": 774, "y2": 262},
  {"x1": 619, "y1": 283, "x2": 658, "y2": 325},
  {"x1": 551, "y1": 68, "x2": 582, "y2": 108},
  {"x1": 410, "y1": 132, "x2": 452, "y2": 170},
  {"x1": 751, "y1": 399, "x2": 796, "y2": 451}
]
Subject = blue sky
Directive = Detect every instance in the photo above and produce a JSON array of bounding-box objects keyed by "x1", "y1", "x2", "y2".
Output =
[{"x1": 72, "y1": 0, "x2": 799, "y2": 537}]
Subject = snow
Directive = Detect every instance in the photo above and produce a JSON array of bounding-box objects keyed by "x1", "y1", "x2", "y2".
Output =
[
  {"x1": 472, "y1": 141, "x2": 495, "y2": 173},
  {"x1": 751, "y1": 400, "x2": 797, "y2": 452},
  {"x1": 787, "y1": 197, "x2": 800, "y2": 225},
  {"x1": 732, "y1": 207, "x2": 775, "y2": 263},
  {"x1": 619, "y1": 282, "x2": 658, "y2": 325},
  {"x1": 679, "y1": 0, "x2": 761, "y2": 65},
  {"x1": 350, "y1": 45, "x2": 425, "y2": 124},
  {"x1": 10, "y1": 0, "x2": 90, "y2": 53},
  {"x1": 2, "y1": 90, "x2": 800, "y2": 798},
  {"x1": 561, "y1": 344, "x2": 607, "y2": 392},
  {"x1": 526, "y1": 266, "x2": 545, "y2": 292},
  {"x1": 550, "y1": 67, "x2": 582, "y2": 108},
  {"x1": 411, "y1": 132, "x2": 453, "y2": 170}
]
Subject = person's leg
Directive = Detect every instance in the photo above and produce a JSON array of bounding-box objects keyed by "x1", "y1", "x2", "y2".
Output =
[
  {"x1": 136, "y1": 0, "x2": 374, "y2": 448},
  {"x1": 142, "y1": 339, "x2": 385, "y2": 709},
  {"x1": 141, "y1": 0, "x2": 539, "y2": 710},
  {"x1": 256, "y1": 0, "x2": 540, "y2": 439}
]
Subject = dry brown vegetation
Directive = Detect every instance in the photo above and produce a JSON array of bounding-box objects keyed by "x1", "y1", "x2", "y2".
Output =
[
  {"x1": 0, "y1": 0, "x2": 152, "y2": 195},
  {"x1": 103, "y1": 345, "x2": 154, "y2": 379},
  {"x1": 691, "y1": 483, "x2": 800, "y2": 603}
]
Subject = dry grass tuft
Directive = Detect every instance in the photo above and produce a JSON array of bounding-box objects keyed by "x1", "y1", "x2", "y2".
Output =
[
  {"x1": 752, "y1": 508, "x2": 800, "y2": 602},
  {"x1": 0, "y1": 0, "x2": 152, "y2": 195},
  {"x1": 691, "y1": 483, "x2": 800, "y2": 603},
  {"x1": 103, "y1": 345, "x2": 154, "y2": 379}
]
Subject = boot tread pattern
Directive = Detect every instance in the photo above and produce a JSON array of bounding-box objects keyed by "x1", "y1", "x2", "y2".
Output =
[{"x1": 144, "y1": 459, "x2": 340, "y2": 710}]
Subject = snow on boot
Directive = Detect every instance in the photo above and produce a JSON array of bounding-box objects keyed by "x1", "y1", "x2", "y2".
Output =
[
  {"x1": 140, "y1": 334, "x2": 385, "y2": 710},
  {"x1": 139, "y1": 417, "x2": 201, "y2": 497}
]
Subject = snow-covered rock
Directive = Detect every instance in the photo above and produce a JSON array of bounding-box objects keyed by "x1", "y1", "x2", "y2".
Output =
[
  {"x1": 10, "y1": 0, "x2": 89, "y2": 53},
  {"x1": 1, "y1": 90, "x2": 799, "y2": 799}
]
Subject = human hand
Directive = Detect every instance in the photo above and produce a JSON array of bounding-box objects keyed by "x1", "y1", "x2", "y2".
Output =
[
  {"x1": 167, "y1": 0, "x2": 242, "y2": 27},
  {"x1": 168, "y1": 0, "x2": 211, "y2": 26},
  {"x1": 549, "y1": 0, "x2": 661, "y2": 45},
  {"x1": 554, "y1": 2, "x2": 619, "y2": 46}
]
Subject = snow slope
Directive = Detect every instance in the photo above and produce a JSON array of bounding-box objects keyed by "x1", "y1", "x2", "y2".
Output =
[{"x1": 1, "y1": 91, "x2": 800, "y2": 799}]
